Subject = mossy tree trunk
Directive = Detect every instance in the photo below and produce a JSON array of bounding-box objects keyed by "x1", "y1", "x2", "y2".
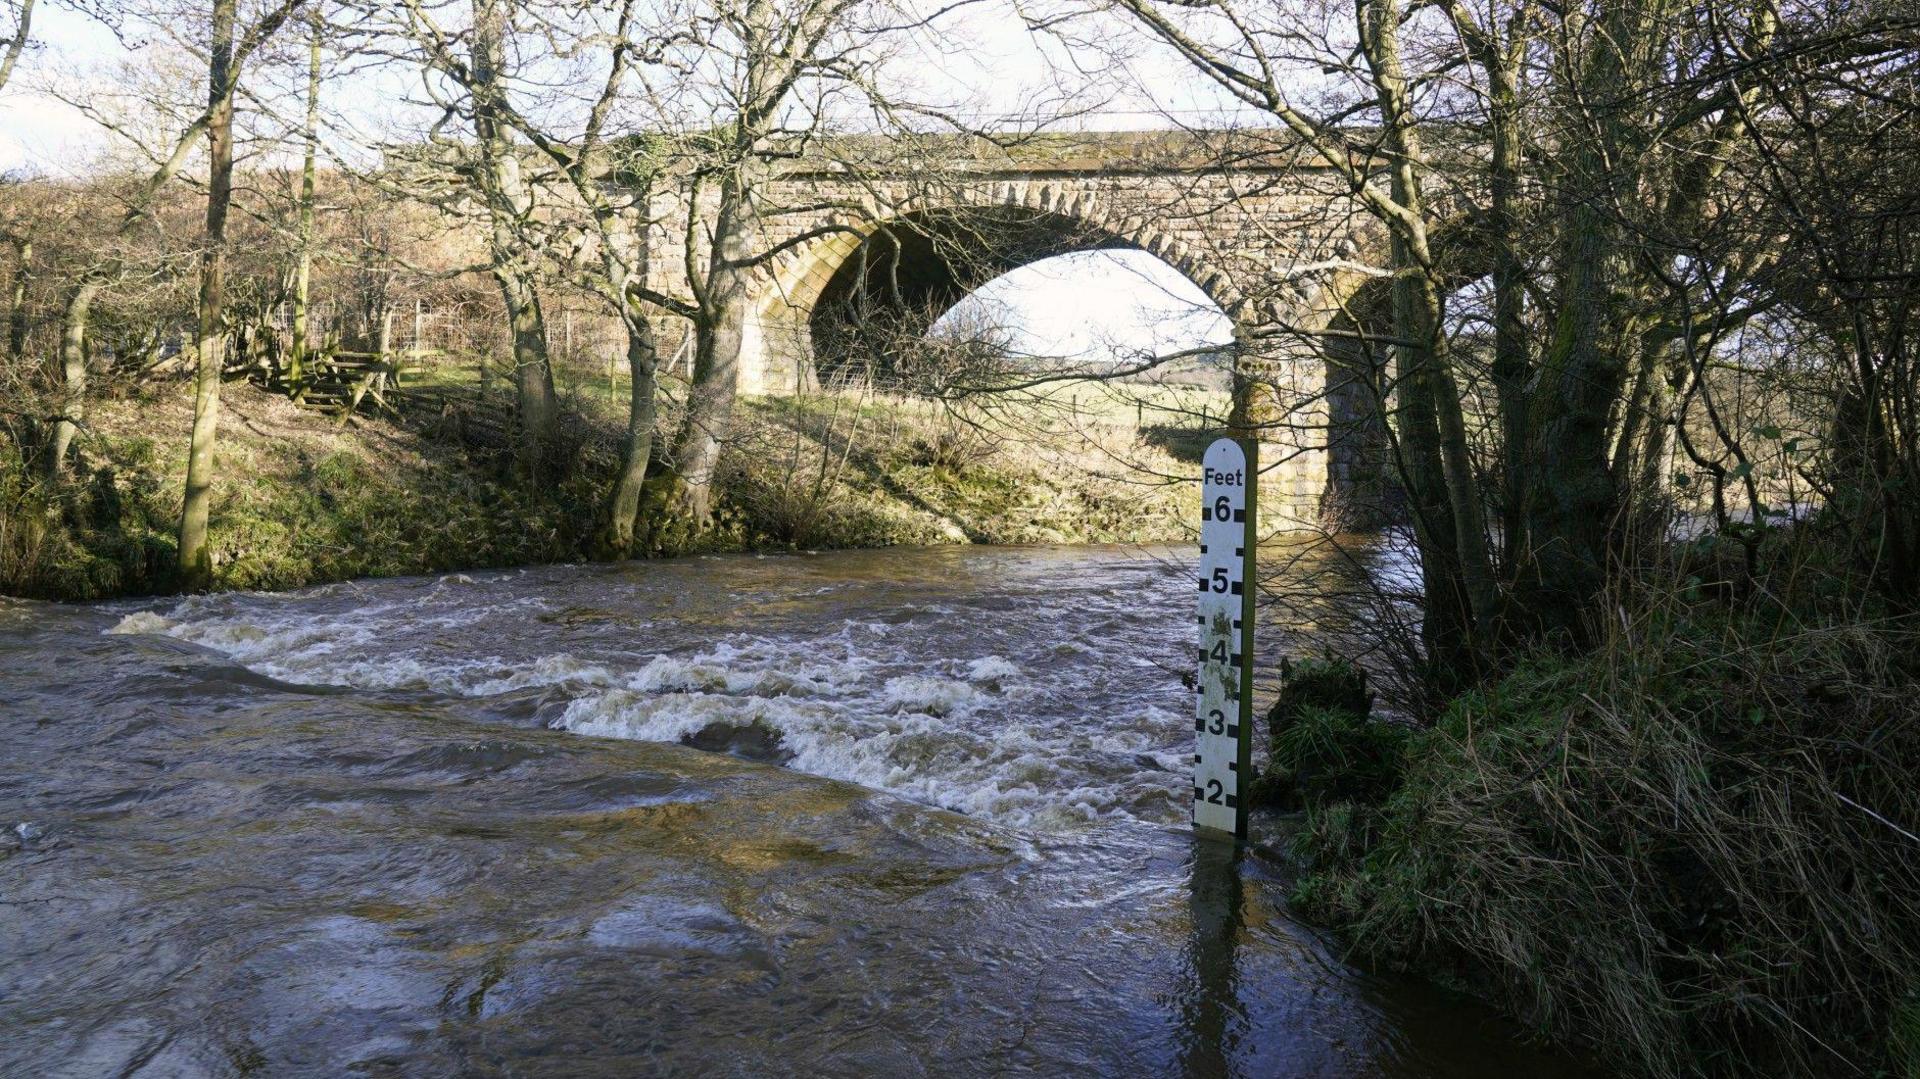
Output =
[
  {"x1": 602, "y1": 303, "x2": 660, "y2": 554},
  {"x1": 470, "y1": 0, "x2": 558, "y2": 482},
  {"x1": 493, "y1": 263, "x2": 558, "y2": 479},
  {"x1": 178, "y1": 0, "x2": 239, "y2": 591},
  {"x1": 668, "y1": 166, "x2": 755, "y2": 526},
  {"x1": 46, "y1": 279, "x2": 96, "y2": 479},
  {"x1": 1472, "y1": 10, "x2": 1533, "y2": 572},
  {"x1": 1360, "y1": 0, "x2": 1498, "y2": 678},
  {"x1": 1519, "y1": 0, "x2": 1687, "y2": 642},
  {"x1": 6, "y1": 235, "x2": 27, "y2": 361}
]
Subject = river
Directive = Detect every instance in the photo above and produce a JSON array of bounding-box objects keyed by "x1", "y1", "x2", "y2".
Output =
[{"x1": 0, "y1": 544, "x2": 1600, "y2": 1076}]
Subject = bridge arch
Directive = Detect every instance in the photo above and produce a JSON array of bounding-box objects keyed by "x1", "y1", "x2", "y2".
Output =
[{"x1": 745, "y1": 182, "x2": 1243, "y2": 388}]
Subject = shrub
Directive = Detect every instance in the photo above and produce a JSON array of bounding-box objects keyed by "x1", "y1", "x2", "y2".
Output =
[
  {"x1": 1250, "y1": 657, "x2": 1390, "y2": 809},
  {"x1": 1291, "y1": 600, "x2": 1920, "y2": 1078},
  {"x1": 1273, "y1": 705, "x2": 1410, "y2": 807},
  {"x1": 0, "y1": 438, "x2": 176, "y2": 600},
  {"x1": 907, "y1": 412, "x2": 1000, "y2": 474}
]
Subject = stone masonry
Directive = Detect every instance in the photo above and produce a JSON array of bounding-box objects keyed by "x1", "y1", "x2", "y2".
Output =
[{"x1": 643, "y1": 131, "x2": 1398, "y2": 527}]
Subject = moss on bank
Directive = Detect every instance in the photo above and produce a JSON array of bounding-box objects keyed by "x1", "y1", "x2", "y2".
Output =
[
  {"x1": 0, "y1": 379, "x2": 1196, "y2": 601},
  {"x1": 1273, "y1": 578, "x2": 1920, "y2": 1078}
]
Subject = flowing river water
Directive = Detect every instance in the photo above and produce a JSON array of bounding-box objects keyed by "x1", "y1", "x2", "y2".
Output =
[{"x1": 1, "y1": 545, "x2": 1601, "y2": 1077}]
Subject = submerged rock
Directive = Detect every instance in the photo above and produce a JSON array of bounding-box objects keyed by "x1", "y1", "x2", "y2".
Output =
[{"x1": 679, "y1": 718, "x2": 795, "y2": 764}]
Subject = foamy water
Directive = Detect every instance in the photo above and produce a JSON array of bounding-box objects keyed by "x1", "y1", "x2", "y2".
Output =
[{"x1": 107, "y1": 549, "x2": 1204, "y2": 830}]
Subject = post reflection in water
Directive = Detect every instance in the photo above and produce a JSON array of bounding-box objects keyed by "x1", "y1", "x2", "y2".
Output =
[{"x1": 1179, "y1": 835, "x2": 1247, "y2": 1078}]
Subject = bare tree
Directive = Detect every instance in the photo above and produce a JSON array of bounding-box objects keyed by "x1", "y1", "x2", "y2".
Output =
[
  {"x1": 1089, "y1": 0, "x2": 1791, "y2": 678},
  {"x1": 1714, "y1": 6, "x2": 1920, "y2": 605},
  {"x1": 180, "y1": 0, "x2": 260, "y2": 588},
  {"x1": 0, "y1": 0, "x2": 33, "y2": 96},
  {"x1": 379, "y1": 0, "x2": 565, "y2": 480},
  {"x1": 471, "y1": 1, "x2": 684, "y2": 554},
  {"x1": 639, "y1": 0, "x2": 1005, "y2": 530},
  {"x1": 287, "y1": 1, "x2": 323, "y2": 382},
  {"x1": 42, "y1": 0, "x2": 308, "y2": 481}
]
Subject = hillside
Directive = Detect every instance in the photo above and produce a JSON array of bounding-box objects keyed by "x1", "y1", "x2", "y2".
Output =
[{"x1": 0, "y1": 374, "x2": 1209, "y2": 601}]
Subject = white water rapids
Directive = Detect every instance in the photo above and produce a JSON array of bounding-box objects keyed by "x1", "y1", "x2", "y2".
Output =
[{"x1": 108, "y1": 547, "x2": 1202, "y2": 830}]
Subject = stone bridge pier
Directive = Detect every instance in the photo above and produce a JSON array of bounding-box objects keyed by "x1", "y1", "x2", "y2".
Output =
[{"x1": 648, "y1": 132, "x2": 1396, "y2": 530}]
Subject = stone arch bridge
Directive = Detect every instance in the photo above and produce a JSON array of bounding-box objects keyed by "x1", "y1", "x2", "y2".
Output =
[{"x1": 648, "y1": 132, "x2": 1404, "y2": 526}]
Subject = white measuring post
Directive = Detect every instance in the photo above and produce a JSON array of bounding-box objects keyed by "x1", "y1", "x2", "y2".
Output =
[{"x1": 1194, "y1": 438, "x2": 1256, "y2": 840}]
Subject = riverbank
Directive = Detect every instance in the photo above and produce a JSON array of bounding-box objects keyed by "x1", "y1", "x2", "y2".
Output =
[
  {"x1": 1263, "y1": 537, "x2": 1920, "y2": 1078},
  {"x1": 0, "y1": 375, "x2": 1202, "y2": 601}
]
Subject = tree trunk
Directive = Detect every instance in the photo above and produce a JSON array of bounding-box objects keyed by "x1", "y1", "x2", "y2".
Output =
[
  {"x1": 178, "y1": 0, "x2": 237, "y2": 591},
  {"x1": 1632, "y1": 351, "x2": 1679, "y2": 512},
  {"x1": 602, "y1": 306, "x2": 660, "y2": 554},
  {"x1": 1524, "y1": 205, "x2": 1625, "y2": 634},
  {"x1": 1391, "y1": 272, "x2": 1476, "y2": 684},
  {"x1": 1362, "y1": 0, "x2": 1497, "y2": 677},
  {"x1": 670, "y1": 169, "x2": 755, "y2": 525},
  {"x1": 0, "y1": 0, "x2": 33, "y2": 97},
  {"x1": 1519, "y1": 0, "x2": 1670, "y2": 641},
  {"x1": 494, "y1": 265, "x2": 558, "y2": 478},
  {"x1": 289, "y1": 2, "x2": 320, "y2": 385},
  {"x1": 471, "y1": 0, "x2": 559, "y2": 481},
  {"x1": 1485, "y1": 29, "x2": 1530, "y2": 569},
  {"x1": 7, "y1": 237, "x2": 27, "y2": 361},
  {"x1": 46, "y1": 280, "x2": 97, "y2": 478}
]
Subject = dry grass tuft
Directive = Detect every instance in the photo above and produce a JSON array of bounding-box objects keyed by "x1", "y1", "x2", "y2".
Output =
[{"x1": 1291, "y1": 552, "x2": 1920, "y2": 1077}]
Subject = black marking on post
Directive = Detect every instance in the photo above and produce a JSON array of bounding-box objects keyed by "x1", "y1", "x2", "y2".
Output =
[{"x1": 1230, "y1": 580, "x2": 1244, "y2": 595}]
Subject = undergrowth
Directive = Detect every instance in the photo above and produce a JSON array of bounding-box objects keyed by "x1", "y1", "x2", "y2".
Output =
[
  {"x1": 2, "y1": 383, "x2": 1193, "y2": 600},
  {"x1": 1282, "y1": 547, "x2": 1920, "y2": 1078}
]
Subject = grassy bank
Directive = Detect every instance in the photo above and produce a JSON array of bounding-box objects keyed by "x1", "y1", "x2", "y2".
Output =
[
  {"x1": 1264, "y1": 544, "x2": 1920, "y2": 1078},
  {"x1": 0, "y1": 375, "x2": 1203, "y2": 601}
]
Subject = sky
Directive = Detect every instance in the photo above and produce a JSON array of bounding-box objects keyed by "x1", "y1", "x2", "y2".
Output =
[
  {"x1": 936, "y1": 250, "x2": 1233, "y2": 361},
  {"x1": 0, "y1": 0, "x2": 1247, "y2": 361},
  {"x1": 0, "y1": 3, "x2": 122, "y2": 173}
]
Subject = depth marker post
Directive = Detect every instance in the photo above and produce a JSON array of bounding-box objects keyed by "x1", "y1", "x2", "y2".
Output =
[{"x1": 1194, "y1": 438, "x2": 1256, "y2": 840}]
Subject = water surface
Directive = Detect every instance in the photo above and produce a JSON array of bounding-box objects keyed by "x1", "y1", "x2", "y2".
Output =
[{"x1": 1, "y1": 545, "x2": 1598, "y2": 1076}]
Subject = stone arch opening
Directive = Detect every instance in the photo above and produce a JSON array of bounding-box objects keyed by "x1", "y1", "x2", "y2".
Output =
[{"x1": 804, "y1": 204, "x2": 1231, "y2": 386}]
